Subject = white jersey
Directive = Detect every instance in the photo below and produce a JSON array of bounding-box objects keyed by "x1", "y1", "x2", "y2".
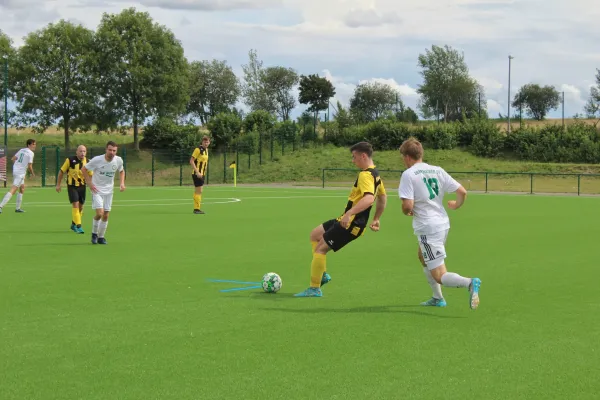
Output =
[
  {"x1": 84, "y1": 155, "x2": 124, "y2": 195},
  {"x1": 398, "y1": 162, "x2": 461, "y2": 235},
  {"x1": 13, "y1": 148, "x2": 34, "y2": 175}
]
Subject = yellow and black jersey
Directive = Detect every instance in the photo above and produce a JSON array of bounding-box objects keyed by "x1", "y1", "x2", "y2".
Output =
[
  {"x1": 337, "y1": 165, "x2": 386, "y2": 229},
  {"x1": 60, "y1": 156, "x2": 90, "y2": 187},
  {"x1": 191, "y1": 146, "x2": 208, "y2": 176}
]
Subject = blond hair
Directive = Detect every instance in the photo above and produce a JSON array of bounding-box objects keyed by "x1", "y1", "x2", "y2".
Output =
[{"x1": 399, "y1": 137, "x2": 423, "y2": 160}]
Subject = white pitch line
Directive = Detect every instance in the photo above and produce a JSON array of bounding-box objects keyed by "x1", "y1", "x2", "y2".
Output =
[{"x1": 22, "y1": 198, "x2": 242, "y2": 208}]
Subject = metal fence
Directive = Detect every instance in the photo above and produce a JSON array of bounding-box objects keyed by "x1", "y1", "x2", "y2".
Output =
[{"x1": 321, "y1": 168, "x2": 600, "y2": 196}]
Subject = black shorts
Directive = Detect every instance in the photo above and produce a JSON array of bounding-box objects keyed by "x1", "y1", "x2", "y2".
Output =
[
  {"x1": 192, "y1": 174, "x2": 205, "y2": 187},
  {"x1": 67, "y1": 185, "x2": 86, "y2": 204},
  {"x1": 322, "y1": 218, "x2": 364, "y2": 252}
]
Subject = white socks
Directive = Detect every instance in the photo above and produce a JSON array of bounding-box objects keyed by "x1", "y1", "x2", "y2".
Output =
[
  {"x1": 92, "y1": 219, "x2": 100, "y2": 234},
  {"x1": 16, "y1": 193, "x2": 23, "y2": 210},
  {"x1": 0, "y1": 192, "x2": 12, "y2": 208},
  {"x1": 423, "y1": 267, "x2": 444, "y2": 299},
  {"x1": 98, "y1": 221, "x2": 108, "y2": 238},
  {"x1": 441, "y1": 272, "x2": 471, "y2": 288}
]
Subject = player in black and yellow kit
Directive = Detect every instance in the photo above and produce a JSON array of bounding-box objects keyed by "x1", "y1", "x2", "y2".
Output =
[
  {"x1": 56, "y1": 145, "x2": 90, "y2": 234},
  {"x1": 295, "y1": 142, "x2": 388, "y2": 297},
  {"x1": 189, "y1": 135, "x2": 211, "y2": 214}
]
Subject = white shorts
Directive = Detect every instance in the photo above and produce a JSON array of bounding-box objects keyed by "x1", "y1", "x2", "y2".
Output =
[
  {"x1": 417, "y1": 229, "x2": 449, "y2": 270},
  {"x1": 92, "y1": 193, "x2": 114, "y2": 211},
  {"x1": 12, "y1": 174, "x2": 25, "y2": 187}
]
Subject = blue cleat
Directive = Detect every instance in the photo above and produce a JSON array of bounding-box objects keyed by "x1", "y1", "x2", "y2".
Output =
[
  {"x1": 91, "y1": 233, "x2": 98, "y2": 244},
  {"x1": 469, "y1": 278, "x2": 481, "y2": 310},
  {"x1": 71, "y1": 223, "x2": 77, "y2": 232},
  {"x1": 420, "y1": 297, "x2": 447, "y2": 307},
  {"x1": 75, "y1": 226, "x2": 84, "y2": 234},
  {"x1": 15, "y1": 209, "x2": 25, "y2": 213},
  {"x1": 294, "y1": 287, "x2": 323, "y2": 297},
  {"x1": 97, "y1": 237, "x2": 107, "y2": 245},
  {"x1": 320, "y1": 272, "x2": 331, "y2": 287},
  {"x1": 0, "y1": 207, "x2": 3, "y2": 214}
]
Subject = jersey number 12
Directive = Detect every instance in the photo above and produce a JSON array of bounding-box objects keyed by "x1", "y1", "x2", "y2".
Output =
[{"x1": 423, "y1": 178, "x2": 439, "y2": 199}]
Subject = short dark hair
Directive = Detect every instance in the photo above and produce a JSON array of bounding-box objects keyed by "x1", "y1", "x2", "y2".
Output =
[
  {"x1": 106, "y1": 141, "x2": 118, "y2": 148},
  {"x1": 350, "y1": 141, "x2": 373, "y2": 157},
  {"x1": 26, "y1": 139, "x2": 36, "y2": 146}
]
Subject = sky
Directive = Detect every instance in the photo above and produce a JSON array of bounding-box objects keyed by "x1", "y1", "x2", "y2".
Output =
[{"x1": 1, "y1": 0, "x2": 599, "y2": 121}]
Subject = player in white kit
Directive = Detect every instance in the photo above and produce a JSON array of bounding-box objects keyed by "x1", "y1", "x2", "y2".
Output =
[
  {"x1": 398, "y1": 137, "x2": 481, "y2": 310},
  {"x1": 81, "y1": 141, "x2": 126, "y2": 245},
  {"x1": 0, "y1": 139, "x2": 36, "y2": 214}
]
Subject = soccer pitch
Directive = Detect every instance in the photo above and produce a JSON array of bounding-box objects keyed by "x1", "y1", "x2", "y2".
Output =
[{"x1": 1, "y1": 186, "x2": 598, "y2": 399}]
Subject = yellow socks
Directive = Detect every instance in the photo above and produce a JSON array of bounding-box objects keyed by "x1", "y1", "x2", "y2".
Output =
[
  {"x1": 310, "y1": 253, "x2": 327, "y2": 288},
  {"x1": 72, "y1": 208, "x2": 82, "y2": 226},
  {"x1": 311, "y1": 241, "x2": 318, "y2": 252},
  {"x1": 193, "y1": 194, "x2": 202, "y2": 210}
]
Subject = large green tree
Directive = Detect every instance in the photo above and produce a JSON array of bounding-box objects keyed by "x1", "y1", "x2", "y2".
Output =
[
  {"x1": 417, "y1": 44, "x2": 483, "y2": 122},
  {"x1": 188, "y1": 59, "x2": 240, "y2": 125},
  {"x1": 350, "y1": 81, "x2": 401, "y2": 123},
  {"x1": 584, "y1": 69, "x2": 600, "y2": 124},
  {"x1": 512, "y1": 83, "x2": 560, "y2": 120},
  {"x1": 12, "y1": 21, "x2": 96, "y2": 148},
  {"x1": 262, "y1": 66, "x2": 298, "y2": 121},
  {"x1": 94, "y1": 8, "x2": 189, "y2": 149},
  {"x1": 241, "y1": 49, "x2": 275, "y2": 113},
  {"x1": 0, "y1": 30, "x2": 16, "y2": 129},
  {"x1": 298, "y1": 74, "x2": 335, "y2": 113}
]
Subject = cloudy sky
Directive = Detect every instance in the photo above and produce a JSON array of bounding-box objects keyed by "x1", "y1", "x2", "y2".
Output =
[{"x1": 1, "y1": 0, "x2": 599, "y2": 120}]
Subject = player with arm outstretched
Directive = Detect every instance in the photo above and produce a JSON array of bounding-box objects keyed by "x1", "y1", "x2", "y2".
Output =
[
  {"x1": 56, "y1": 145, "x2": 90, "y2": 234},
  {"x1": 81, "y1": 141, "x2": 125, "y2": 245},
  {"x1": 295, "y1": 141, "x2": 388, "y2": 297},
  {"x1": 398, "y1": 137, "x2": 481, "y2": 310},
  {"x1": 0, "y1": 139, "x2": 36, "y2": 214}
]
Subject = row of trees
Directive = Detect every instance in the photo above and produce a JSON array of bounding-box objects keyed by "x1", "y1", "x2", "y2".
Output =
[{"x1": 1, "y1": 7, "x2": 599, "y2": 151}]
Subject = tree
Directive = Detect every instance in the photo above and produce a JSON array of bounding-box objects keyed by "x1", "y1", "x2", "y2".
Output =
[
  {"x1": 94, "y1": 8, "x2": 189, "y2": 150},
  {"x1": 0, "y1": 30, "x2": 17, "y2": 128},
  {"x1": 417, "y1": 44, "x2": 483, "y2": 122},
  {"x1": 262, "y1": 66, "x2": 298, "y2": 121},
  {"x1": 349, "y1": 81, "x2": 401, "y2": 123},
  {"x1": 584, "y1": 69, "x2": 600, "y2": 125},
  {"x1": 188, "y1": 59, "x2": 240, "y2": 125},
  {"x1": 334, "y1": 101, "x2": 353, "y2": 130},
  {"x1": 241, "y1": 49, "x2": 275, "y2": 113},
  {"x1": 512, "y1": 83, "x2": 560, "y2": 120},
  {"x1": 12, "y1": 21, "x2": 96, "y2": 148},
  {"x1": 298, "y1": 74, "x2": 335, "y2": 113}
]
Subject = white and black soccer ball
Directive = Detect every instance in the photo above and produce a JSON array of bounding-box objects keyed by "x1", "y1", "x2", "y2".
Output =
[{"x1": 262, "y1": 272, "x2": 282, "y2": 293}]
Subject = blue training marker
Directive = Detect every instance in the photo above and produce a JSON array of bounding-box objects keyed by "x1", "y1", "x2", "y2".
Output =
[{"x1": 219, "y1": 285, "x2": 262, "y2": 292}]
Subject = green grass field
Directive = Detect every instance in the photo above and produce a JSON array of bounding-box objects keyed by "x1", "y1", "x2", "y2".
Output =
[{"x1": 1, "y1": 186, "x2": 599, "y2": 399}]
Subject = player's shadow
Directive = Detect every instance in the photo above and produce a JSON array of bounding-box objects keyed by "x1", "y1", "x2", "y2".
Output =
[
  {"x1": 259, "y1": 305, "x2": 464, "y2": 319},
  {"x1": 7, "y1": 229, "x2": 72, "y2": 234}
]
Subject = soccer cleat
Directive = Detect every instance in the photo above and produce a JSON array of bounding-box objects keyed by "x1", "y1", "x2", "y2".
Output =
[
  {"x1": 469, "y1": 278, "x2": 481, "y2": 310},
  {"x1": 420, "y1": 297, "x2": 447, "y2": 307},
  {"x1": 75, "y1": 226, "x2": 84, "y2": 234},
  {"x1": 97, "y1": 238, "x2": 107, "y2": 245},
  {"x1": 0, "y1": 207, "x2": 2, "y2": 214},
  {"x1": 91, "y1": 233, "x2": 98, "y2": 244},
  {"x1": 320, "y1": 272, "x2": 331, "y2": 287},
  {"x1": 15, "y1": 209, "x2": 25, "y2": 213},
  {"x1": 71, "y1": 223, "x2": 77, "y2": 232},
  {"x1": 294, "y1": 287, "x2": 323, "y2": 297},
  {"x1": 193, "y1": 209, "x2": 205, "y2": 214}
]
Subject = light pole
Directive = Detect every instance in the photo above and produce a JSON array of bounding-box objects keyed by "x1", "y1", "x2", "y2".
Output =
[
  {"x1": 3, "y1": 54, "x2": 7, "y2": 147},
  {"x1": 508, "y1": 55, "x2": 514, "y2": 133}
]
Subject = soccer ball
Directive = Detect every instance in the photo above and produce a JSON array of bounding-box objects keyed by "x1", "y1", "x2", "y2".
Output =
[{"x1": 262, "y1": 272, "x2": 282, "y2": 293}]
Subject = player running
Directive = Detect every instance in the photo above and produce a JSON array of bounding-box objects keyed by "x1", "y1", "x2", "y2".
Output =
[
  {"x1": 56, "y1": 145, "x2": 90, "y2": 234},
  {"x1": 295, "y1": 141, "x2": 387, "y2": 297},
  {"x1": 81, "y1": 141, "x2": 125, "y2": 245},
  {"x1": 0, "y1": 139, "x2": 36, "y2": 214},
  {"x1": 398, "y1": 137, "x2": 481, "y2": 310}
]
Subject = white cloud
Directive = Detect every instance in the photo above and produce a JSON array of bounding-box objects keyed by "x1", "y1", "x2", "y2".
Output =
[{"x1": 487, "y1": 99, "x2": 504, "y2": 116}]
